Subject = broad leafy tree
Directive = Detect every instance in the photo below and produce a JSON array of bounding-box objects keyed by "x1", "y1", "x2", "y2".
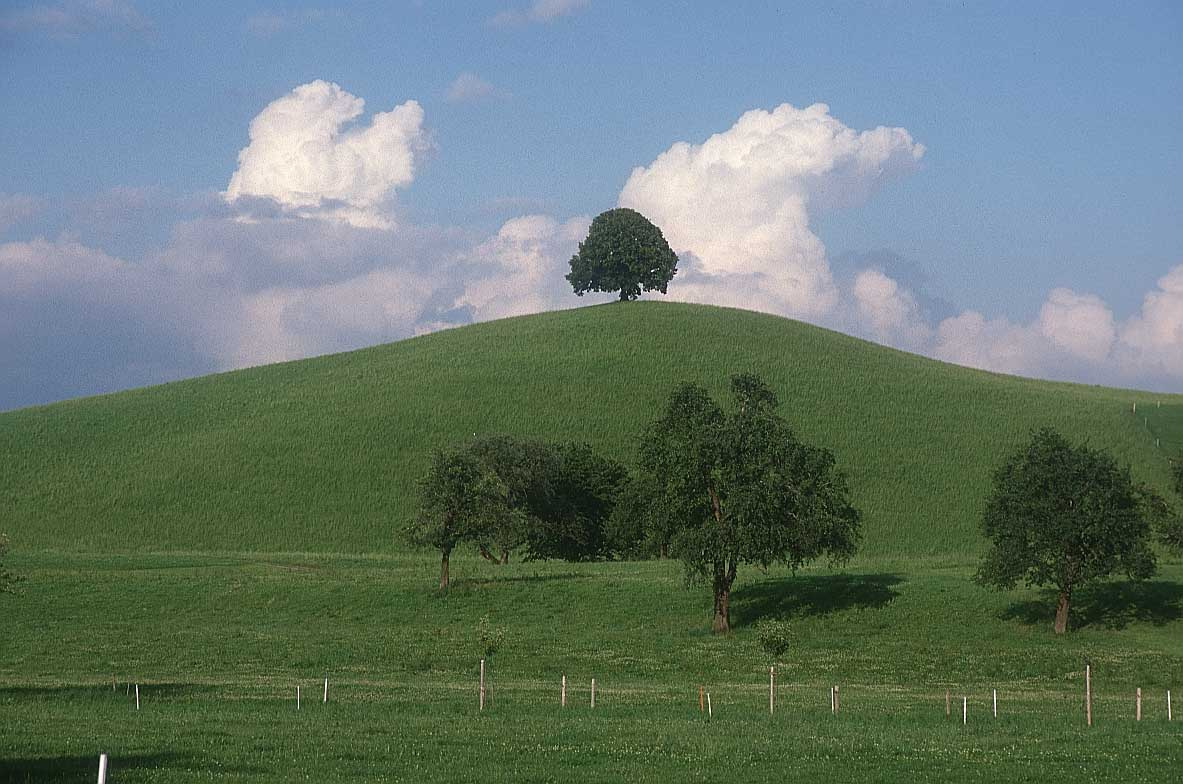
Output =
[
  {"x1": 566, "y1": 208, "x2": 678, "y2": 301},
  {"x1": 975, "y1": 428, "x2": 1160, "y2": 634},
  {"x1": 639, "y1": 374, "x2": 861, "y2": 633},
  {"x1": 405, "y1": 447, "x2": 510, "y2": 590},
  {"x1": 467, "y1": 435, "x2": 558, "y2": 564},
  {"x1": 526, "y1": 442, "x2": 629, "y2": 562}
]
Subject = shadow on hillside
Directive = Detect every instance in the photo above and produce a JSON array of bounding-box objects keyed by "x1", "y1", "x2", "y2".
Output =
[
  {"x1": 448, "y1": 572, "x2": 586, "y2": 591},
  {"x1": 731, "y1": 573, "x2": 904, "y2": 628},
  {"x1": 0, "y1": 752, "x2": 207, "y2": 783},
  {"x1": 999, "y1": 580, "x2": 1183, "y2": 630}
]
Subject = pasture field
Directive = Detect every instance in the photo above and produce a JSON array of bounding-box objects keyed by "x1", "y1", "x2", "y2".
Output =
[
  {"x1": 2, "y1": 302, "x2": 1181, "y2": 557},
  {"x1": 2, "y1": 552, "x2": 1181, "y2": 782},
  {"x1": 3, "y1": 304, "x2": 1182, "y2": 781}
]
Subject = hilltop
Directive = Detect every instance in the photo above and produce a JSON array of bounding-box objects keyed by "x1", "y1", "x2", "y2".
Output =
[{"x1": 2, "y1": 302, "x2": 1179, "y2": 555}]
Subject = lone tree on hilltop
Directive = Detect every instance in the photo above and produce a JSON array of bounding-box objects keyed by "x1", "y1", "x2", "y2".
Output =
[
  {"x1": 566, "y1": 208, "x2": 678, "y2": 301},
  {"x1": 975, "y1": 427, "x2": 1166, "y2": 634},
  {"x1": 638, "y1": 373, "x2": 861, "y2": 633}
]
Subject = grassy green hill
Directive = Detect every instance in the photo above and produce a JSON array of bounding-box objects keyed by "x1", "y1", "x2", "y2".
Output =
[{"x1": 2, "y1": 301, "x2": 1180, "y2": 556}]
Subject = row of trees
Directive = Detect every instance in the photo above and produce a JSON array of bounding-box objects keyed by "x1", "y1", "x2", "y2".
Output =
[
  {"x1": 407, "y1": 374, "x2": 862, "y2": 633},
  {"x1": 405, "y1": 436, "x2": 629, "y2": 590}
]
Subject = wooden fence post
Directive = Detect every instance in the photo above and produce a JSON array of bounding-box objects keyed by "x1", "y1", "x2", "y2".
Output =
[
  {"x1": 1136, "y1": 688, "x2": 1142, "y2": 722},
  {"x1": 561, "y1": 675, "x2": 566, "y2": 707},
  {"x1": 479, "y1": 659, "x2": 485, "y2": 711},
  {"x1": 1086, "y1": 663, "x2": 1093, "y2": 727},
  {"x1": 946, "y1": 690, "x2": 950, "y2": 719},
  {"x1": 297, "y1": 686, "x2": 301, "y2": 711},
  {"x1": 591, "y1": 678, "x2": 596, "y2": 709},
  {"x1": 962, "y1": 696, "x2": 967, "y2": 725},
  {"x1": 323, "y1": 677, "x2": 328, "y2": 704},
  {"x1": 993, "y1": 689, "x2": 997, "y2": 718},
  {"x1": 769, "y1": 666, "x2": 775, "y2": 715},
  {"x1": 97, "y1": 753, "x2": 108, "y2": 784}
]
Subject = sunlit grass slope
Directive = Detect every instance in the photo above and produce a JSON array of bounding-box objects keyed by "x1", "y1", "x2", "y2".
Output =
[{"x1": 2, "y1": 302, "x2": 1179, "y2": 555}]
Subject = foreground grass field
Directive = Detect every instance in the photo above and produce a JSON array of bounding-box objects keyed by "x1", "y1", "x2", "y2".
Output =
[
  {"x1": 2, "y1": 552, "x2": 1180, "y2": 782},
  {"x1": 3, "y1": 302, "x2": 1180, "y2": 557}
]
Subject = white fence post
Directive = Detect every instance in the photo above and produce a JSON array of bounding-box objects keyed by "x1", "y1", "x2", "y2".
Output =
[{"x1": 97, "y1": 753, "x2": 108, "y2": 784}]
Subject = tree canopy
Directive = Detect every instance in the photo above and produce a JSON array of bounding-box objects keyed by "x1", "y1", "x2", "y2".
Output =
[
  {"x1": 406, "y1": 436, "x2": 629, "y2": 588},
  {"x1": 566, "y1": 208, "x2": 678, "y2": 301},
  {"x1": 405, "y1": 447, "x2": 511, "y2": 590},
  {"x1": 975, "y1": 427, "x2": 1162, "y2": 634},
  {"x1": 638, "y1": 374, "x2": 861, "y2": 633}
]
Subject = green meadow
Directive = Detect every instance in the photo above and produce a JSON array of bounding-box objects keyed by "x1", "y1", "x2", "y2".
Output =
[
  {"x1": 2, "y1": 303, "x2": 1182, "y2": 782},
  {"x1": 2, "y1": 302, "x2": 1179, "y2": 555}
]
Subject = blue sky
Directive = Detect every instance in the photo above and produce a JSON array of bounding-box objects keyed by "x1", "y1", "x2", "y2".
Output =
[{"x1": 1, "y1": 0, "x2": 1181, "y2": 410}]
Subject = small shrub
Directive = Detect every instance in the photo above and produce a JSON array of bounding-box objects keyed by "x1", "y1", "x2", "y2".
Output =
[{"x1": 755, "y1": 619, "x2": 792, "y2": 662}]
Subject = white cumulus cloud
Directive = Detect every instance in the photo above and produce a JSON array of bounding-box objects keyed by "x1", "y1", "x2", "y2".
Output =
[
  {"x1": 1117, "y1": 265, "x2": 1183, "y2": 380},
  {"x1": 619, "y1": 102, "x2": 924, "y2": 321},
  {"x1": 459, "y1": 214, "x2": 596, "y2": 322},
  {"x1": 225, "y1": 80, "x2": 426, "y2": 229},
  {"x1": 1037, "y1": 288, "x2": 1116, "y2": 363},
  {"x1": 849, "y1": 268, "x2": 932, "y2": 351}
]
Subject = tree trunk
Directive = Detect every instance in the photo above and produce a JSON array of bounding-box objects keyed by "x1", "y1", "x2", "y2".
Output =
[
  {"x1": 439, "y1": 550, "x2": 450, "y2": 591},
  {"x1": 712, "y1": 583, "x2": 731, "y2": 634},
  {"x1": 500, "y1": 549, "x2": 509, "y2": 565},
  {"x1": 711, "y1": 562, "x2": 736, "y2": 634},
  {"x1": 1054, "y1": 590, "x2": 1071, "y2": 634},
  {"x1": 478, "y1": 545, "x2": 500, "y2": 564},
  {"x1": 659, "y1": 541, "x2": 668, "y2": 559}
]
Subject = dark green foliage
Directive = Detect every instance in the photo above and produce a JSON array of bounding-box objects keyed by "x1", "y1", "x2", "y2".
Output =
[
  {"x1": 639, "y1": 373, "x2": 861, "y2": 632},
  {"x1": 1172, "y1": 453, "x2": 1183, "y2": 497},
  {"x1": 755, "y1": 618, "x2": 792, "y2": 662},
  {"x1": 467, "y1": 435, "x2": 557, "y2": 562},
  {"x1": 566, "y1": 208, "x2": 678, "y2": 301},
  {"x1": 409, "y1": 436, "x2": 628, "y2": 583},
  {"x1": 405, "y1": 447, "x2": 510, "y2": 588},
  {"x1": 606, "y1": 473, "x2": 679, "y2": 558},
  {"x1": 525, "y1": 442, "x2": 629, "y2": 562},
  {"x1": 975, "y1": 427, "x2": 1160, "y2": 634}
]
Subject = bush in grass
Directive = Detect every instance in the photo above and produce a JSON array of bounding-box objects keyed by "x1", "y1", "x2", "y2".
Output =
[{"x1": 755, "y1": 619, "x2": 792, "y2": 664}]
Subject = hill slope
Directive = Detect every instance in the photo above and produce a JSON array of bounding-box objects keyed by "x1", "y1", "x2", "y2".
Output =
[{"x1": 2, "y1": 302, "x2": 1179, "y2": 556}]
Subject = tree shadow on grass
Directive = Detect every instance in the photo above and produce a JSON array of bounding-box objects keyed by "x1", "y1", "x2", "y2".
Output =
[
  {"x1": 731, "y1": 573, "x2": 904, "y2": 628},
  {"x1": 0, "y1": 752, "x2": 197, "y2": 783},
  {"x1": 999, "y1": 580, "x2": 1183, "y2": 630},
  {"x1": 448, "y1": 572, "x2": 586, "y2": 591}
]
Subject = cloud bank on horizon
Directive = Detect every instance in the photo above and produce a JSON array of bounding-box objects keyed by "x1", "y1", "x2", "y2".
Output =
[{"x1": 1, "y1": 80, "x2": 1181, "y2": 410}]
